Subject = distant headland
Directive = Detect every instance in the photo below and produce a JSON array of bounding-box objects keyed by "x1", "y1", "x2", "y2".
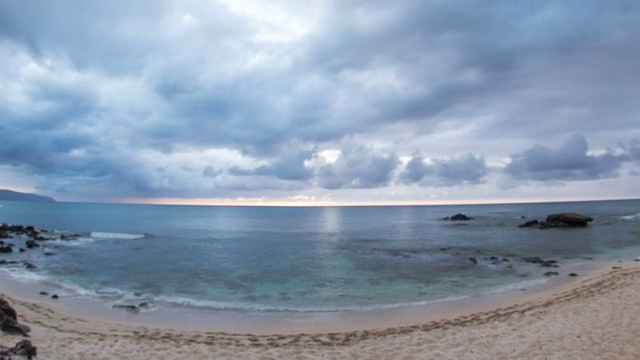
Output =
[{"x1": 0, "y1": 189, "x2": 56, "y2": 202}]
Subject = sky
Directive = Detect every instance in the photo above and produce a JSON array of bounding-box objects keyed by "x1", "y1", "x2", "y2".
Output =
[{"x1": 0, "y1": 1, "x2": 638, "y2": 206}]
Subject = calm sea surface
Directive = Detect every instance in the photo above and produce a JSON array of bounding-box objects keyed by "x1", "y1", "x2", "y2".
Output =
[{"x1": 0, "y1": 200, "x2": 638, "y2": 313}]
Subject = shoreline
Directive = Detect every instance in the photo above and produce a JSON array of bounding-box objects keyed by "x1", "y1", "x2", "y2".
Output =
[
  {"x1": 0, "y1": 258, "x2": 620, "y2": 335},
  {"x1": 2, "y1": 261, "x2": 639, "y2": 358}
]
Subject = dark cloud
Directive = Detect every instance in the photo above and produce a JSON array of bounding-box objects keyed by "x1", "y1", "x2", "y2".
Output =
[
  {"x1": 317, "y1": 146, "x2": 400, "y2": 189},
  {"x1": 229, "y1": 148, "x2": 316, "y2": 181},
  {"x1": 400, "y1": 152, "x2": 488, "y2": 187},
  {"x1": 505, "y1": 134, "x2": 633, "y2": 181},
  {"x1": 0, "y1": 1, "x2": 638, "y2": 201}
]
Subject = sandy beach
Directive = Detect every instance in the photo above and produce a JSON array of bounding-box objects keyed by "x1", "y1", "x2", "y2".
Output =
[{"x1": 1, "y1": 262, "x2": 638, "y2": 359}]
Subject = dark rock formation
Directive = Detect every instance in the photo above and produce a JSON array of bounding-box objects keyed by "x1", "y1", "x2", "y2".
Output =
[
  {"x1": 0, "y1": 246, "x2": 12, "y2": 254},
  {"x1": 24, "y1": 241, "x2": 39, "y2": 249},
  {"x1": 518, "y1": 220, "x2": 540, "y2": 228},
  {"x1": 518, "y1": 213, "x2": 593, "y2": 229},
  {"x1": 545, "y1": 213, "x2": 593, "y2": 227},
  {"x1": 523, "y1": 257, "x2": 544, "y2": 264},
  {"x1": 444, "y1": 213, "x2": 473, "y2": 221},
  {"x1": 0, "y1": 339, "x2": 37, "y2": 360},
  {"x1": 544, "y1": 271, "x2": 559, "y2": 277},
  {"x1": 523, "y1": 257, "x2": 560, "y2": 268},
  {"x1": 0, "y1": 298, "x2": 30, "y2": 337}
]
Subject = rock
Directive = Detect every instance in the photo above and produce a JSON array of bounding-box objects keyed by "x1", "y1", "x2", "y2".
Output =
[
  {"x1": 38, "y1": 292, "x2": 49, "y2": 296},
  {"x1": 0, "y1": 339, "x2": 37, "y2": 359},
  {"x1": 0, "y1": 298, "x2": 30, "y2": 337},
  {"x1": 0, "y1": 299, "x2": 17, "y2": 322},
  {"x1": 0, "y1": 246, "x2": 13, "y2": 254},
  {"x1": 518, "y1": 220, "x2": 540, "y2": 228},
  {"x1": 444, "y1": 213, "x2": 473, "y2": 221},
  {"x1": 523, "y1": 257, "x2": 544, "y2": 264},
  {"x1": 18, "y1": 248, "x2": 25, "y2": 253},
  {"x1": 469, "y1": 257, "x2": 478, "y2": 264},
  {"x1": 544, "y1": 271, "x2": 559, "y2": 277},
  {"x1": 540, "y1": 260, "x2": 559, "y2": 268},
  {"x1": 519, "y1": 213, "x2": 593, "y2": 229},
  {"x1": 23, "y1": 262, "x2": 37, "y2": 270},
  {"x1": 113, "y1": 304, "x2": 140, "y2": 313},
  {"x1": 138, "y1": 302, "x2": 149, "y2": 308},
  {"x1": 569, "y1": 273, "x2": 578, "y2": 277},
  {"x1": 24, "y1": 240, "x2": 39, "y2": 249},
  {"x1": 50, "y1": 294, "x2": 59, "y2": 299},
  {"x1": 545, "y1": 213, "x2": 593, "y2": 227},
  {"x1": 60, "y1": 233, "x2": 81, "y2": 241}
]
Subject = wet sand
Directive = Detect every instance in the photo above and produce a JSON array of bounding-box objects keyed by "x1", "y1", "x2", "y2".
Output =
[{"x1": 1, "y1": 262, "x2": 639, "y2": 359}]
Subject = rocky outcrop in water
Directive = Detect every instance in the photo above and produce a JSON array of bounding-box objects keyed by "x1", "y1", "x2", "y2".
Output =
[
  {"x1": 443, "y1": 213, "x2": 473, "y2": 221},
  {"x1": 545, "y1": 213, "x2": 593, "y2": 227},
  {"x1": 518, "y1": 213, "x2": 593, "y2": 229}
]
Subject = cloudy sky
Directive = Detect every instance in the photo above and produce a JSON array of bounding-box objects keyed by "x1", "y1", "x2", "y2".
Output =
[{"x1": 0, "y1": 1, "x2": 638, "y2": 205}]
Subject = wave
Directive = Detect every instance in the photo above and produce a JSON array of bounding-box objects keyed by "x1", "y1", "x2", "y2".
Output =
[
  {"x1": 482, "y1": 278, "x2": 549, "y2": 295},
  {"x1": 152, "y1": 294, "x2": 473, "y2": 313},
  {"x1": 620, "y1": 213, "x2": 640, "y2": 221},
  {"x1": 90, "y1": 232, "x2": 146, "y2": 240},
  {"x1": 0, "y1": 267, "x2": 49, "y2": 283}
]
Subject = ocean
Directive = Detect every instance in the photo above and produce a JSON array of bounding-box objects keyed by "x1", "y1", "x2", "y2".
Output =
[{"x1": 0, "y1": 199, "x2": 639, "y2": 317}]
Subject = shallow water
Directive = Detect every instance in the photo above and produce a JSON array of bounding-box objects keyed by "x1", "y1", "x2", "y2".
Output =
[{"x1": 0, "y1": 199, "x2": 638, "y2": 314}]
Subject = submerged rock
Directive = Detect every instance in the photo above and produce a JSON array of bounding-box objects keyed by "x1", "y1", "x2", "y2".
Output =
[
  {"x1": 112, "y1": 304, "x2": 140, "y2": 313},
  {"x1": 60, "y1": 233, "x2": 81, "y2": 241},
  {"x1": 518, "y1": 220, "x2": 541, "y2": 228}
]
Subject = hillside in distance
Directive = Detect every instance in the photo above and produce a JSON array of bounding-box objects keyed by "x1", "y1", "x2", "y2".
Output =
[{"x1": 0, "y1": 189, "x2": 56, "y2": 202}]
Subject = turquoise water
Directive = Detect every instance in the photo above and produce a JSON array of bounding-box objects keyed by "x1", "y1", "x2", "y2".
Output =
[{"x1": 0, "y1": 200, "x2": 638, "y2": 313}]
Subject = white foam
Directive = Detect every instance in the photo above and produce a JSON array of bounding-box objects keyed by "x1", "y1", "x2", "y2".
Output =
[
  {"x1": 90, "y1": 232, "x2": 146, "y2": 240},
  {"x1": 0, "y1": 267, "x2": 49, "y2": 283},
  {"x1": 482, "y1": 278, "x2": 549, "y2": 295},
  {"x1": 153, "y1": 293, "x2": 472, "y2": 313},
  {"x1": 620, "y1": 213, "x2": 640, "y2": 221}
]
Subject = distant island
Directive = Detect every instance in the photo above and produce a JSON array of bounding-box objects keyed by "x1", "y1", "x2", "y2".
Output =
[{"x1": 0, "y1": 189, "x2": 56, "y2": 202}]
